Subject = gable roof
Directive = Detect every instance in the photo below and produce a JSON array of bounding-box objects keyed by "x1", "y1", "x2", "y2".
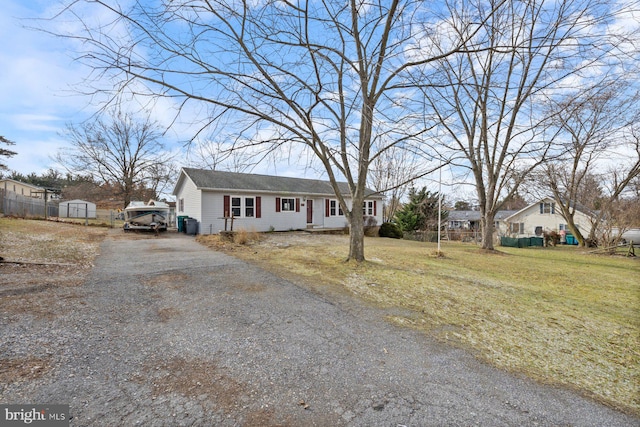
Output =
[
  {"x1": 504, "y1": 197, "x2": 595, "y2": 222},
  {"x1": 173, "y1": 168, "x2": 380, "y2": 198}
]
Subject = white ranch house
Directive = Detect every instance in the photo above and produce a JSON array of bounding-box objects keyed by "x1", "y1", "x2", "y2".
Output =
[{"x1": 172, "y1": 168, "x2": 383, "y2": 235}]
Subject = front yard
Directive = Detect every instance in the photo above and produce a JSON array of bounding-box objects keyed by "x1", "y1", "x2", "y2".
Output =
[{"x1": 199, "y1": 232, "x2": 640, "y2": 415}]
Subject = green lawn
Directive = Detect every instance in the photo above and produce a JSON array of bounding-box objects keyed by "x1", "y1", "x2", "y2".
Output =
[{"x1": 203, "y1": 234, "x2": 640, "y2": 415}]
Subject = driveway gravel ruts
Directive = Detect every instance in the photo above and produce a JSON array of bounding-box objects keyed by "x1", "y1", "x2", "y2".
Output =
[{"x1": 2, "y1": 231, "x2": 638, "y2": 426}]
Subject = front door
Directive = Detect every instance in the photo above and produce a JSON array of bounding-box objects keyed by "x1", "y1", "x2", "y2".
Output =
[{"x1": 306, "y1": 199, "x2": 313, "y2": 224}]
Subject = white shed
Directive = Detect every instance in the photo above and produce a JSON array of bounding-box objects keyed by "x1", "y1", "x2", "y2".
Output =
[{"x1": 59, "y1": 200, "x2": 97, "y2": 219}]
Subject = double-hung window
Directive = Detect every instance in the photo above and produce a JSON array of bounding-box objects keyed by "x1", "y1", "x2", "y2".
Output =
[
  {"x1": 329, "y1": 199, "x2": 343, "y2": 216},
  {"x1": 540, "y1": 202, "x2": 555, "y2": 214},
  {"x1": 229, "y1": 196, "x2": 256, "y2": 218},
  {"x1": 245, "y1": 197, "x2": 255, "y2": 217},
  {"x1": 363, "y1": 201, "x2": 374, "y2": 216}
]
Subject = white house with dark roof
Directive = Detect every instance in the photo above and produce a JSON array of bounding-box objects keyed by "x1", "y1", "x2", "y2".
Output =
[
  {"x1": 172, "y1": 168, "x2": 383, "y2": 234},
  {"x1": 503, "y1": 197, "x2": 595, "y2": 238}
]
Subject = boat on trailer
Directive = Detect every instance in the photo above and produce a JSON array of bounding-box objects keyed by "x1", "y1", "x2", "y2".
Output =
[{"x1": 123, "y1": 200, "x2": 170, "y2": 232}]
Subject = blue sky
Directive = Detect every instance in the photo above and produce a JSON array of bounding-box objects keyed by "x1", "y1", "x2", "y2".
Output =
[
  {"x1": 2, "y1": 0, "x2": 636, "y2": 206},
  {"x1": 0, "y1": 0, "x2": 92, "y2": 174},
  {"x1": 0, "y1": 0, "x2": 324, "y2": 180}
]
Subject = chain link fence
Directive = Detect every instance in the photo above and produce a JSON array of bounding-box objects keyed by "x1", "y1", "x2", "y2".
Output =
[{"x1": 0, "y1": 189, "x2": 59, "y2": 218}]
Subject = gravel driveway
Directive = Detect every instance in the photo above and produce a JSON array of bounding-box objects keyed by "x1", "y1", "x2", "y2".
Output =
[{"x1": 1, "y1": 231, "x2": 637, "y2": 426}]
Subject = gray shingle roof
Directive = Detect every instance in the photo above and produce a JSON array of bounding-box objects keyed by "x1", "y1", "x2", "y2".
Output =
[
  {"x1": 447, "y1": 210, "x2": 481, "y2": 221},
  {"x1": 447, "y1": 210, "x2": 517, "y2": 221},
  {"x1": 179, "y1": 168, "x2": 378, "y2": 197}
]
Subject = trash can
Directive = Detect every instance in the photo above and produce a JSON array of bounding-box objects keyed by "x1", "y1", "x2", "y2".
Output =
[
  {"x1": 531, "y1": 237, "x2": 544, "y2": 247},
  {"x1": 185, "y1": 218, "x2": 198, "y2": 235},
  {"x1": 177, "y1": 215, "x2": 188, "y2": 233}
]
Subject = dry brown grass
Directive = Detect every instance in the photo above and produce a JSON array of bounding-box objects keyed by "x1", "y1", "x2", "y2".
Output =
[
  {"x1": 210, "y1": 232, "x2": 640, "y2": 415},
  {"x1": 0, "y1": 217, "x2": 107, "y2": 265},
  {"x1": 0, "y1": 217, "x2": 107, "y2": 319},
  {"x1": 233, "y1": 228, "x2": 262, "y2": 245}
]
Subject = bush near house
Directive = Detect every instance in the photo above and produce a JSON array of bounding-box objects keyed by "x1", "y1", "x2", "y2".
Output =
[{"x1": 379, "y1": 222, "x2": 403, "y2": 239}]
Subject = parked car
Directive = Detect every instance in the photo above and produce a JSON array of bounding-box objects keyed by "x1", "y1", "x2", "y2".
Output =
[{"x1": 612, "y1": 228, "x2": 640, "y2": 246}]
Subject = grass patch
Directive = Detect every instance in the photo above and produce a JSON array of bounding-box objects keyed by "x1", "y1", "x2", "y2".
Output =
[
  {"x1": 216, "y1": 233, "x2": 640, "y2": 415},
  {"x1": 0, "y1": 217, "x2": 107, "y2": 264}
]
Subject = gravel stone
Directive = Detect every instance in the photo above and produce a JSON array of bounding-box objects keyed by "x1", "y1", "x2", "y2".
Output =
[{"x1": 1, "y1": 230, "x2": 638, "y2": 426}]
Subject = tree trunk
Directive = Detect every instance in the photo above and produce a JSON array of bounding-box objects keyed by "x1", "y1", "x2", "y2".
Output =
[
  {"x1": 555, "y1": 199, "x2": 587, "y2": 247},
  {"x1": 481, "y1": 212, "x2": 496, "y2": 250},
  {"x1": 348, "y1": 209, "x2": 365, "y2": 262},
  {"x1": 567, "y1": 222, "x2": 586, "y2": 247}
]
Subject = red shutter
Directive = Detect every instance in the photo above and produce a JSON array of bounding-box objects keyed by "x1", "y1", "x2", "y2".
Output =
[
  {"x1": 223, "y1": 195, "x2": 230, "y2": 217},
  {"x1": 295, "y1": 198, "x2": 300, "y2": 212},
  {"x1": 276, "y1": 197, "x2": 281, "y2": 213},
  {"x1": 373, "y1": 200, "x2": 377, "y2": 217},
  {"x1": 325, "y1": 199, "x2": 330, "y2": 217},
  {"x1": 256, "y1": 196, "x2": 261, "y2": 218}
]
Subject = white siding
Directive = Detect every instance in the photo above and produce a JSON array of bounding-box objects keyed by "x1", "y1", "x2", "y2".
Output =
[
  {"x1": 199, "y1": 193, "x2": 309, "y2": 234},
  {"x1": 506, "y1": 199, "x2": 593, "y2": 237},
  {"x1": 175, "y1": 175, "x2": 202, "y2": 231},
  {"x1": 193, "y1": 191, "x2": 382, "y2": 234},
  {"x1": 266, "y1": 195, "x2": 307, "y2": 231}
]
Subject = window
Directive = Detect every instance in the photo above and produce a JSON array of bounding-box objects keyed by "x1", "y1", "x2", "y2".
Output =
[
  {"x1": 559, "y1": 224, "x2": 567, "y2": 231},
  {"x1": 179, "y1": 198, "x2": 184, "y2": 212},
  {"x1": 510, "y1": 222, "x2": 524, "y2": 233},
  {"x1": 363, "y1": 201, "x2": 374, "y2": 216},
  {"x1": 231, "y1": 197, "x2": 242, "y2": 217},
  {"x1": 228, "y1": 196, "x2": 256, "y2": 218},
  {"x1": 245, "y1": 197, "x2": 254, "y2": 217},
  {"x1": 276, "y1": 197, "x2": 299, "y2": 213},
  {"x1": 539, "y1": 202, "x2": 555, "y2": 214},
  {"x1": 281, "y1": 198, "x2": 295, "y2": 212},
  {"x1": 328, "y1": 199, "x2": 343, "y2": 217}
]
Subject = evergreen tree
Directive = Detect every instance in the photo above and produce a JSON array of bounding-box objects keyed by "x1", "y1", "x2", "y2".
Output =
[
  {"x1": 0, "y1": 136, "x2": 17, "y2": 171},
  {"x1": 394, "y1": 187, "x2": 447, "y2": 232}
]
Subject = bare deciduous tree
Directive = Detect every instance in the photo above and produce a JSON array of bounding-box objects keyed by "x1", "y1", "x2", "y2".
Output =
[
  {"x1": 542, "y1": 82, "x2": 640, "y2": 247},
  {"x1": 49, "y1": 0, "x2": 499, "y2": 261},
  {"x1": 368, "y1": 145, "x2": 422, "y2": 222},
  {"x1": 418, "y1": 0, "x2": 630, "y2": 249},
  {"x1": 56, "y1": 110, "x2": 175, "y2": 208}
]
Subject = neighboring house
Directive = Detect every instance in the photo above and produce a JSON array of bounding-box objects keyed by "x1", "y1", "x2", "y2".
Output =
[
  {"x1": 172, "y1": 168, "x2": 383, "y2": 234},
  {"x1": 447, "y1": 209, "x2": 517, "y2": 237},
  {"x1": 0, "y1": 179, "x2": 61, "y2": 201},
  {"x1": 59, "y1": 199, "x2": 97, "y2": 218},
  {"x1": 503, "y1": 197, "x2": 594, "y2": 238},
  {"x1": 494, "y1": 210, "x2": 518, "y2": 236},
  {"x1": 447, "y1": 210, "x2": 481, "y2": 230},
  {"x1": 0, "y1": 178, "x2": 46, "y2": 199}
]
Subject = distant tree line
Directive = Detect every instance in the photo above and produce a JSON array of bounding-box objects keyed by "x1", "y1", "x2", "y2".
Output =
[{"x1": 1, "y1": 169, "x2": 158, "y2": 208}]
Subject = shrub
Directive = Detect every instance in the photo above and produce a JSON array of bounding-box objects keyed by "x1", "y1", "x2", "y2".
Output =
[
  {"x1": 363, "y1": 216, "x2": 378, "y2": 237},
  {"x1": 379, "y1": 222, "x2": 403, "y2": 239},
  {"x1": 233, "y1": 228, "x2": 261, "y2": 245},
  {"x1": 544, "y1": 231, "x2": 560, "y2": 246}
]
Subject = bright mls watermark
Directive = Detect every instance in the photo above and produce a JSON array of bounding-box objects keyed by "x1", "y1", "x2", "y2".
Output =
[{"x1": 1, "y1": 405, "x2": 69, "y2": 426}]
